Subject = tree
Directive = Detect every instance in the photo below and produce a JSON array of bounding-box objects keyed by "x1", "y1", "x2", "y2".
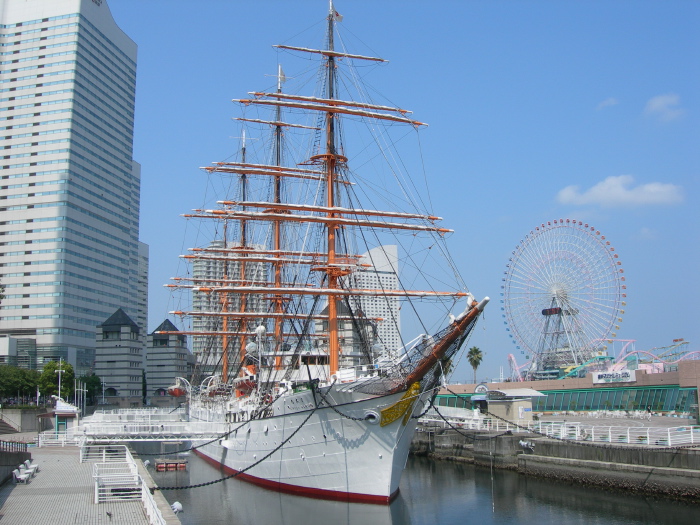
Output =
[
  {"x1": 0, "y1": 365, "x2": 39, "y2": 401},
  {"x1": 39, "y1": 360, "x2": 75, "y2": 400},
  {"x1": 78, "y1": 373, "x2": 102, "y2": 405},
  {"x1": 467, "y1": 346, "x2": 483, "y2": 384}
]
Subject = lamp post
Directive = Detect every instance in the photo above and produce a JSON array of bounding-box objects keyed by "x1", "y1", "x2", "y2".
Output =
[
  {"x1": 55, "y1": 357, "x2": 65, "y2": 400},
  {"x1": 54, "y1": 358, "x2": 66, "y2": 437},
  {"x1": 75, "y1": 381, "x2": 87, "y2": 422}
]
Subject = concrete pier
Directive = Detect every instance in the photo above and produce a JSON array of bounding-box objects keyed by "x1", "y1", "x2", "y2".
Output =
[
  {"x1": 0, "y1": 433, "x2": 180, "y2": 524},
  {"x1": 411, "y1": 414, "x2": 700, "y2": 500}
]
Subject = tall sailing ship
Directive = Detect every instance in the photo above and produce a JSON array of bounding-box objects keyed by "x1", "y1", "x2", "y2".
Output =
[{"x1": 166, "y1": 2, "x2": 488, "y2": 504}]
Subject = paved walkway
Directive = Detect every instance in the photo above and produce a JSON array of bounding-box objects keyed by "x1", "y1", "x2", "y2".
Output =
[{"x1": 0, "y1": 432, "x2": 179, "y2": 524}]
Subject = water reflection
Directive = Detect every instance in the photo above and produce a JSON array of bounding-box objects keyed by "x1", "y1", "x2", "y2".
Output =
[
  {"x1": 135, "y1": 443, "x2": 698, "y2": 525},
  {"x1": 402, "y1": 457, "x2": 699, "y2": 525},
  {"x1": 136, "y1": 442, "x2": 409, "y2": 525}
]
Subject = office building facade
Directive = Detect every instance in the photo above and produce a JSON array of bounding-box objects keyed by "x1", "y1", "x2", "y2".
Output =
[
  {"x1": 0, "y1": 0, "x2": 144, "y2": 375},
  {"x1": 353, "y1": 245, "x2": 401, "y2": 353},
  {"x1": 191, "y1": 240, "x2": 267, "y2": 376}
]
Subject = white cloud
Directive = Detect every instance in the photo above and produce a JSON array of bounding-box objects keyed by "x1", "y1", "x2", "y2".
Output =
[
  {"x1": 644, "y1": 93, "x2": 684, "y2": 122},
  {"x1": 633, "y1": 227, "x2": 658, "y2": 241},
  {"x1": 557, "y1": 175, "x2": 683, "y2": 207},
  {"x1": 596, "y1": 97, "x2": 618, "y2": 111}
]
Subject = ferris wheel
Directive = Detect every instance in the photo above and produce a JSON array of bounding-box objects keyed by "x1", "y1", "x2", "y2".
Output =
[{"x1": 502, "y1": 219, "x2": 626, "y2": 380}]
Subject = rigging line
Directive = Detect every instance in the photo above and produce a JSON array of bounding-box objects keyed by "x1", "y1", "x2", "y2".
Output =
[
  {"x1": 428, "y1": 403, "x2": 512, "y2": 442},
  {"x1": 282, "y1": 275, "x2": 327, "y2": 381},
  {"x1": 334, "y1": 215, "x2": 374, "y2": 361},
  {"x1": 333, "y1": 17, "x2": 386, "y2": 72},
  {"x1": 139, "y1": 391, "x2": 282, "y2": 458},
  {"x1": 427, "y1": 227, "x2": 468, "y2": 292},
  {"x1": 151, "y1": 401, "x2": 321, "y2": 492},
  {"x1": 345, "y1": 190, "x2": 424, "y2": 343}
]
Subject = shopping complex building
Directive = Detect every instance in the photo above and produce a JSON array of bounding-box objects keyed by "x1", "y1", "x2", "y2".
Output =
[{"x1": 439, "y1": 360, "x2": 700, "y2": 419}]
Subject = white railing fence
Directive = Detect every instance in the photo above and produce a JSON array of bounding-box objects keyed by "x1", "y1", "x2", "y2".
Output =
[
  {"x1": 82, "y1": 443, "x2": 166, "y2": 525},
  {"x1": 419, "y1": 416, "x2": 700, "y2": 447},
  {"x1": 38, "y1": 429, "x2": 83, "y2": 447}
]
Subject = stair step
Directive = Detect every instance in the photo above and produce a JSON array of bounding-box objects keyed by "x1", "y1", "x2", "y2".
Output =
[{"x1": 0, "y1": 419, "x2": 19, "y2": 434}]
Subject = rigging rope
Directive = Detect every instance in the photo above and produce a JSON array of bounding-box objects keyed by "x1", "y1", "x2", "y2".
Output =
[{"x1": 151, "y1": 400, "x2": 320, "y2": 492}]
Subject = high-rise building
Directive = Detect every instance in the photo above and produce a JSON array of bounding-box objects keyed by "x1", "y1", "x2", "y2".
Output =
[
  {"x1": 136, "y1": 241, "x2": 149, "y2": 347},
  {"x1": 353, "y1": 245, "x2": 401, "y2": 353},
  {"x1": 191, "y1": 240, "x2": 267, "y2": 376},
  {"x1": 0, "y1": 0, "x2": 145, "y2": 375}
]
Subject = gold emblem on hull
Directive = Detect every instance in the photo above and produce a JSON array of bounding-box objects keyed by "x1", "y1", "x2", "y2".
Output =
[{"x1": 380, "y1": 383, "x2": 420, "y2": 427}]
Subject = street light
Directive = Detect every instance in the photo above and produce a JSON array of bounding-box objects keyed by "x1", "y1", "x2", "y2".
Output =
[{"x1": 55, "y1": 357, "x2": 65, "y2": 401}]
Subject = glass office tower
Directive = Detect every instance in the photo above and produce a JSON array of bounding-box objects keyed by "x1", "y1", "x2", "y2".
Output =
[{"x1": 0, "y1": 0, "x2": 145, "y2": 375}]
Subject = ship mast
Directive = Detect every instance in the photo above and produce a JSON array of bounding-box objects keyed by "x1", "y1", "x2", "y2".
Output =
[
  {"x1": 324, "y1": 5, "x2": 341, "y2": 376},
  {"x1": 236, "y1": 131, "x2": 249, "y2": 378},
  {"x1": 273, "y1": 65, "x2": 285, "y2": 368},
  {"x1": 223, "y1": 131, "x2": 249, "y2": 382},
  {"x1": 166, "y1": 1, "x2": 479, "y2": 387}
]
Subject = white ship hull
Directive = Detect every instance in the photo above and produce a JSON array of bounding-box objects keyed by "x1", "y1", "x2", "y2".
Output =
[{"x1": 190, "y1": 387, "x2": 429, "y2": 504}]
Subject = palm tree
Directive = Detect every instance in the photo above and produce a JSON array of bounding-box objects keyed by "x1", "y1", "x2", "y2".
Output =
[{"x1": 467, "y1": 346, "x2": 483, "y2": 384}]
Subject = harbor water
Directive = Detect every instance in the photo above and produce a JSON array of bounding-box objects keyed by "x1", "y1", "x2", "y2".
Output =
[{"x1": 141, "y1": 446, "x2": 699, "y2": 525}]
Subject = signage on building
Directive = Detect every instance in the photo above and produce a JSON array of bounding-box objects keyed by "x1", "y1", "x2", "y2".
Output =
[
  {"x1": 474, "y1": 383, "x2": 489, "y2": 394},
  {"x1": 487, "y1": 390, "x2": 507, "y2": 400},
  {"x1": 592, "y1": 370, "x2": 636, "y2": 384}
]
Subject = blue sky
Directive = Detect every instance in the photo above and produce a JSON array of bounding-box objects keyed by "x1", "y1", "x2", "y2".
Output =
[{"x1": 106, "y1": 1, "x2": 699, "y2": 383}]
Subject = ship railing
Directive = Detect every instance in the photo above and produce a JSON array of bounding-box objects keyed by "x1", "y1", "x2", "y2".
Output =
[
  {"x1": 78, "y1": 420, "x2": 229, "y2": 440},
  {"x1": 85, "y1": 443, "x2": 167, "y2": 524},
  {"x1": 88, "y1": 407, "x2": 186, "y2": 423}
]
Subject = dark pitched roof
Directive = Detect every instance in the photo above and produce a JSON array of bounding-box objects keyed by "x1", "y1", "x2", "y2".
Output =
[
  {"x1": 151, "y1": 318, "x2": 186, "y2": 344},
  {"x1": 151, "y1": 319, "x2": 179, "y2": 335},
  {"x1": 98, "y1": 308, "x2": 139, "y2": 332},
  {"x1": 319, "y1": 301, "x2": 364, "y2": 317}
]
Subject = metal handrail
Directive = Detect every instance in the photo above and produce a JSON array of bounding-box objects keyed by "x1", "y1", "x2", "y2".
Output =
[
  {"x1": 419, "y1": 416, "x2": 700, "y2": 446},
  {"x1": 83, "y1": 443, "x2": 167, "y2": 525}
]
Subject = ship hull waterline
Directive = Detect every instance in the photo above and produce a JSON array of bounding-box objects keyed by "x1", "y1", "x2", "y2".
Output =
[{"x1": 189, "y1": 388, "x2": 430, "y2": 504}]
